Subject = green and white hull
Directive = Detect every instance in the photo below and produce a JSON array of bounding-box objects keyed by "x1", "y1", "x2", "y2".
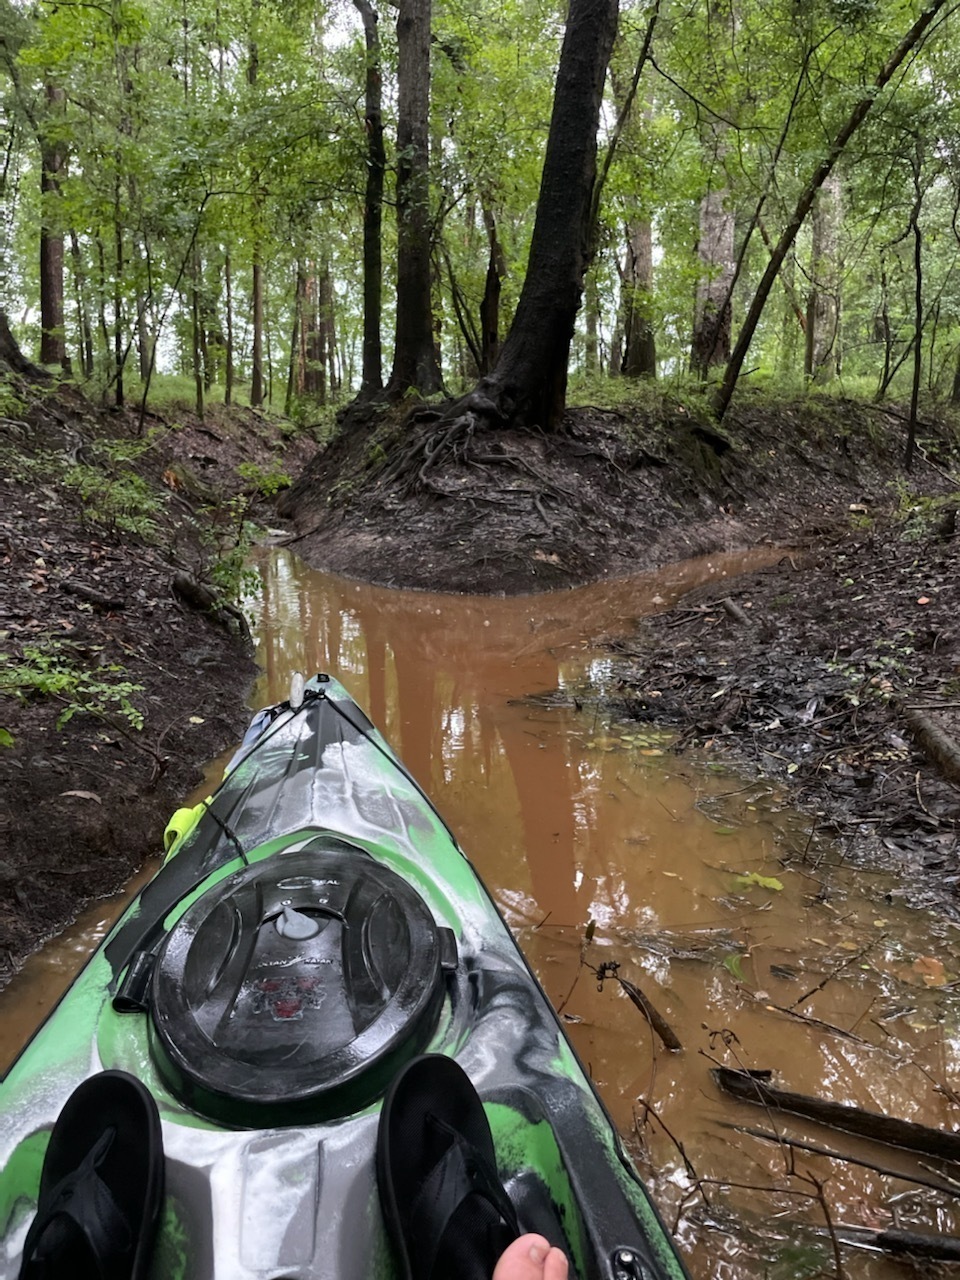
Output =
[{"x1": 0, "y1": 675, "x2": 687, "y2": 1280}]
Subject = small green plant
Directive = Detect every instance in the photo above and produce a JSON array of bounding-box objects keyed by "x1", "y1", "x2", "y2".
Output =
[
  {"x1": 235, "y1": 459, "x2": 290, "y2": 498},
  {"x1": 0, "y1": 379, "x2": 27, "y2": 420},
  {"x1": 63, "y1": 462, "x2": 162, "y2": 537},
  {"x1": 0, "y1": 639, "x2": 145, "y2": 730},
  {"x1": 200, "y1": 494, "x2": 262, "y2": 609}
]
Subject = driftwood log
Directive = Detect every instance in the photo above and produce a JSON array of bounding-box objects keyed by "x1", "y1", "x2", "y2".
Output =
[
  {"x1": 712, "y1": 1068, "x2": 960, "y2": 1161},
  {"x1": 903, "y1": 705, "x2": 960, "y2": 790}
]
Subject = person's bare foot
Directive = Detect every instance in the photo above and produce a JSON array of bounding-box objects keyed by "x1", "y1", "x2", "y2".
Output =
[{"x1": 492, "y1": 1234, "x2": 569, "y2": 1280}]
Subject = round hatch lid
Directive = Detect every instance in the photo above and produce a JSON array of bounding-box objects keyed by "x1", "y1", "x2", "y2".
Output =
[{"x1": 149, "y1": 842, "x2": 445, "y2": 1126}]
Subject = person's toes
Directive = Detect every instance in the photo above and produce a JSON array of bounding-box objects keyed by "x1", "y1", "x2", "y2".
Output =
[{"x1": 492, "y1": 1234, "x2": 569, "y2": 1280}]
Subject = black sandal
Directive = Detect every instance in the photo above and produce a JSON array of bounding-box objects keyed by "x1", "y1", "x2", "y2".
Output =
[
  {"x1": 19, "y1": 1071, "x2": 164, "y2": 1280},
  {"x1": 377, "y1": 1054, "x2": 520, "y2": 1280}
]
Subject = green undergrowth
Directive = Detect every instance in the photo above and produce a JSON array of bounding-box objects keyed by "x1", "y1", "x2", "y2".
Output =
[{"x1": 0, "y1": 638, "x2": 145, "y2": 745}]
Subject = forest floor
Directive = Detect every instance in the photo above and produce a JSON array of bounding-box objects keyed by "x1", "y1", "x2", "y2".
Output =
[{"x1": 2, "y1": 375, "x2": 959, "y2": 984}]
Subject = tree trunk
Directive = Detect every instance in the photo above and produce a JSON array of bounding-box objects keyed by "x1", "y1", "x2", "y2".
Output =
[
  {"x1": 905, "y1": 154, "x2": 923, "y2": 470},
  {"x1": 713, "y1": 0, "x2": 951, "y2": 421},
  {"x1": 286, "y1": 263, "x2": 305, "y2": 414},
  {"x1": 0, "y1": 308, "x2": 45, "y2": 377},
  {"x1": 584, "y1": 270, "x2": 600, "y2": 375},
  {"x1": 354, "y1": 0, "x2": 385, "y2": 397},
  {"x1": 248, "y1": 10, "x2": 264, "y2": 409},
  {"x1": 621, "y1": 218, "x2": 656, "y2": 378},
  {"x1": 39, "y1": 84, "x2": 69, "y2": 371},
  {"x1": 806, "y1": 170, "x2": 842, "y2": 382},
  {"x1": 191, "y1": 250, "x2": 204, "y2": 419},
  {"x1": 224, "y1": 250, "x2": 234, "y2": 406},
  {"x1": 387, "y1": 0, "x2": 443, "y2": 398},
  {"x1": 478, "y1": 201, "x2": 506, "y2": 374},
  {"x1": 251, "y1": 255, "x2": 264, "y2": 407},
  {"x1": 470, "y1": 0, "x2": 619, "y2": 430},
  {"x1": 113, "y1": 182, "x2": 124, "y2": 407},
  {"x1": 69, "y1": 230, "x2": 95, "y2": 378},
  {"x1": 691, "y1": 124, "x2": 734, "y2": 379}
]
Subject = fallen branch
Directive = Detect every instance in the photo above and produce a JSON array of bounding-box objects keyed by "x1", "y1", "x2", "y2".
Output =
[
  {"x1": 721, "y1": 597, "x2": 753, "y2": 626},
  {"x1": 595, "y1": 962, "x2": 682, "y2": 1052},
  {"x1": 713, "y1": 1068, "x2": 960, "y2": 1161},
  {"x1": 61, "y1": 579, "x2": 125, "y2": 611},
  {"x1": 902, "y1": 705, "x2": 960, "y2": 789},
  {"x1": 729, "y1": 1123, "x2": 960, "y2": 1197},
  {"x1": 820, "y1": 1225, "x2": 960, "y2": 1261}
]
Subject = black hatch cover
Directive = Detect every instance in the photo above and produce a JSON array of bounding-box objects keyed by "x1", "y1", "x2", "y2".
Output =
[{"x1": 149, "y1": 840, "x2": 445, "y2": 1125}]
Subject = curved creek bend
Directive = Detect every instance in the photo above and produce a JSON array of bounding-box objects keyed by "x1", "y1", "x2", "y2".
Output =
[{"x1": 4, "y1": 546, "x2": 960, "y2": 1278}]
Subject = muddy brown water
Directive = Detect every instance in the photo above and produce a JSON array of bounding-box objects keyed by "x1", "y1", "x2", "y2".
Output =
[{"x1": 4, "y1": 545, "x2": 960, "y2": 1278}]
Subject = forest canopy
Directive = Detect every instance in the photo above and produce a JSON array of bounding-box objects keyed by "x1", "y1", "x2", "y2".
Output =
[{"x1": 1, "y1": 0, "x2": 958, "y2": 421}]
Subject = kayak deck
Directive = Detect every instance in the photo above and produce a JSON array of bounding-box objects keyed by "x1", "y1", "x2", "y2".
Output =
[{"x1": 0, "y1": 676, "x2": 687, "y2": 1280}]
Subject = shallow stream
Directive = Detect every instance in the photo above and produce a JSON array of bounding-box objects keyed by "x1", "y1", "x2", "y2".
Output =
[{"x1": 4, "y1": 545, "x2": 960, "y2": 1277}]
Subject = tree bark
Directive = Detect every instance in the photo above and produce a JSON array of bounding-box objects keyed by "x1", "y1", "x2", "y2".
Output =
[
  {"x1": 478, "y1": 201, "x2": 506, "y2": 374},
  {"x1": 387, "y1": 0, "x2": 443, "y2": 398},
  {"x1": 470, "y1": 0, "x2": 619, "y2": 430},
  {"x1": 691, "y1": 124, "x2": 734, "y2": 379},
  {"x1": 621, "y1": 218, "x2": 656, "y2": 378},
  {"x1": 805, "y1": 170, "x2": 842, "y2": 382},
  {"x1": 286, "y1": 263, "x2": 305, "y2": 414},
  {"x1": 248, "y1": 8, "x2": 264, "y2": 409},
  {"x1": 354, "y1": 0, "x2": 385, "y2": 397},
  {"x1": 224, "y1": 250, "x2": 234, "y2": 406},
  {"x1": 0, "y1": 308, "x2": 45, "y2": 377},
  {"x1": 69, "y1": 230, "x2": 95, "y2": 378},
  {"x1": 713, "y1": 0, "x2": 952, "y2": 421},
  {"x1": 39, "y1": 84, "x2": 69, "y2": 372}
]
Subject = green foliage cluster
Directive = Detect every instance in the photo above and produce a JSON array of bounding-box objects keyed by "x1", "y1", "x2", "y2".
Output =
[
  {"x1": 0, "y1": 638, "x2": 145, "y2": 733},
  {"x1": 1, "y1": 0, "x2": 958, "y2": 417},
  {"x1": 62, "y1": 463, "x2": 161, "y2": 538}
]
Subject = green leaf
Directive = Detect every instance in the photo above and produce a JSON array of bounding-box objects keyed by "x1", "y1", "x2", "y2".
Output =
[
  {"x1": 0, "y1": 728, "x2": 14, "y2": 748},
  {"x1": 723, "y1": 954, "x2": 745, "y2": 981},
  {"x1": 733, "y1": 871, "x2": 784, "y2": 892}
]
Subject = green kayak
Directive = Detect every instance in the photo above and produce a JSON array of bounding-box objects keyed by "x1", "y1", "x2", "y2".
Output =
[{"x1": 0, "y1": 674, "x2": 687, "y2": 1280}]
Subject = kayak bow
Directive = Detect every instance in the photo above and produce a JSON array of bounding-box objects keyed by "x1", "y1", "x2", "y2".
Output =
[{"x1": 0, "y1": 675, "x2": 687, "y2": 1280}]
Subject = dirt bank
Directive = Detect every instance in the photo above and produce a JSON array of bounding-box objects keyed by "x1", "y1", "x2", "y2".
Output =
[
  {"x1": 0, "y1": 376, "x2": 314, "y2": 985},
  {"x1": 280, "y1": 391, "x2": 956, "y2": 594},
  {"x1": 606, "y1": 518, "x2": 960, "y2": 915},
  {"x1": 280, "y1": 388, "x2": 959, "y2": 908}
]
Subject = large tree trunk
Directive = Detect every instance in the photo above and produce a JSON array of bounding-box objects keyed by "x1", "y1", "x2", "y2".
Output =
[
  {"x1": 469, "y1": 0, "x2": 619, "y2": 429},
  {"x1": 387, "y1": 0, "x2": 443, "y2": 397},
  {"x1": 805, "y1": 170, "x2": 842, "y2": 382},
  {"x1": 0, "y1": 308, "x2": 45, "y2": 377},
  {"x1": 690, "y1": 124, "x2": 734, "y2": 379},
  {"x1": 39, "y1": 84, "x2": 69, "y2": 372},
  {"x1": 713, "y1": 0, "x2": 951, "y2": 421},
  {"x1": 354, "y1": 0, "x2": 385, "y2": 397}
]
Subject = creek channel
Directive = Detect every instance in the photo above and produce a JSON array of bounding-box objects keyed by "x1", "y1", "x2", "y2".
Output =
[{"x1": 4, "y1": 545, "x2": 960, "y2": 1278}]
